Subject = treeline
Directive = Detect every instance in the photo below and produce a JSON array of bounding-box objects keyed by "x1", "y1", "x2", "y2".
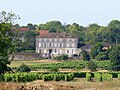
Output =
[{"x1": 14, "y1": 20, "x2": 120, "y2": 44}]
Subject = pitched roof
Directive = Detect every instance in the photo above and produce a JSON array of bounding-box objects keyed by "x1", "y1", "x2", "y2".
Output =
[
  {"x1": 38, "y1": 30, "x2": 49, "y2": 35},
  {"x1": 36, "y1": 32, "x2": 77, "y2": 38},
  {"x1": 19, "y1": 28, "x2": 29, "y2": 32}
]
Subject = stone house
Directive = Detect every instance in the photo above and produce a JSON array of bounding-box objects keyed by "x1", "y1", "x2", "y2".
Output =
[
  {"x1": 18, "y1": 27, "x2": 29, "y2": 42},
  {"x1": 36, "y1": 30, "x2": 78, "y2": 57}
]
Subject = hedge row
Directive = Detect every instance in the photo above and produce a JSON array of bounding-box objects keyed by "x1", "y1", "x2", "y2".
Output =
[
  {"x1": 12, "y1": 61, "x2": 112, "y2": 71},
  {"x1": 86, "y1": 73, "x2": 113, "y2": 82},
  {"x1": 1, "y1": 72, "x2": 120, "y2": 82},
  {"x1": 0, "y1": 72, "x2": 74, "y2": 82}
]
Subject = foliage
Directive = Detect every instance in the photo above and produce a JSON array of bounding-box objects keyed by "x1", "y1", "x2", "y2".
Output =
[
  {"x1": 16, "y1": 63, "x2": 31, "y2": 72},
  {"x1": 50, "y1": 66, "x2": 59, "y2": 72},
  {"x1": 24, "y1": 30, "x2": 39, "y2": 50},
  {"x1": 102, "y1": 73, "x2": 113, "y2": 81},
  {"x1": 3, "y1": 72, "x2": 43, "y2": 82},
  {"x1": 81, "y1": 51, "x2": 90, "y2": 61},
  {"x1": 53, "y1": 74, "x2": 65, "y2": 81},
  {"x1": 87, "y1": 60, "x2": 97, "y2": 72},
  {"x1": 108, "y1": 20, "x2": 120, "y2": 44},
  {"x1": 65, "y1": 73, "x2": 74, "y2": 81},
  {"x1": 90, "y1": 42, "x2": 103, "y2": 59},
  {"x1": 54, "y1": 54, "x2": 68, "y2": 61},
  {"x1": 86, "y1": 73, "x2": 92, "y2": 81},
  {"x1": 118, "y1": 74, "x2": 120, "y2": 80},
  {"x1": 96, "y1": 52, "x2": 109, "y2": 60},
  {"x1": 43, "y1": 74, "x2": 54, "y2": 81},
  {"x1": 108, "y1": 46, "x2": 120, "y2": 71},
  {"x1": 0, "y1": 11, "x2": 18, "y2": 74},
  {"x1": 94, "y1": 73, "x2": 102, "y2": 82},
  {"x1": 21, "y1": 61, "x2": 112, "y2": 71}
]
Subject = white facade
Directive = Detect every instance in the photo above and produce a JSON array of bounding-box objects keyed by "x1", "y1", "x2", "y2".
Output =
[{"x1": 36, "y1": 34, "x2": 78, "y2": 57}]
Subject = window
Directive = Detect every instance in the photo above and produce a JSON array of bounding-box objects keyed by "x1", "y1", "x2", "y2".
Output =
[
  {"x1": 39, "y1": 43, "x2": 41, "y2": 47},
  {"x1": 49, "y1": 39, "x2": 52, "y2": 41},
  {"x1": 60, "y1": 43, "x2": 62, "y2": 47},
  {"x1": 72, "y1": 39, "x2": 74, "y2": 41},
  {"x1": 55, "y1": 49, "x2": 57, "y2": 53},
  {"x1": 72, "y1": 43, "x2": 74, "y2": 47},
  {"x1": 39, "y1": 50, "x2": 41, "y2": 54},
  {"x1": 72, "y1": 49, "x2": 74, "y2": 53},
  {"x1": 44, "y1": 43, "x2": 46, "y2": 47},
  {"x1": 67, "y1": 50, "x2": 69, "y2": 53},
  {"x1": 41, "y1": 43, "x2": 43, "y2": 47},
  {"x1": 49, "y1": 43, "x2": 51, "y2": 47},
  {"x1": 39, "y1": 39, "x2": 41, "y2": 41}
]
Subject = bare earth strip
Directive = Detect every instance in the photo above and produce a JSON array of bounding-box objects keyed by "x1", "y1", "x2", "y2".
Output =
[{"x1": 0, "y1": 79, "x2": 120, "y2": 90}]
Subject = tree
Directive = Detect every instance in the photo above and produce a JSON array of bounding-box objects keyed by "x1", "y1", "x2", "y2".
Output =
[
  {"x1": 108, "y1": 46, "x2": 120, "y2": 71},
  {"x1": 24, "y1": 30, "x2": 39, "y2": 50},
  {"x1": 66, "y1": 23, "x2": 86, "y2": 42},
  {"x1": 96, "y1": 52, "x2": 109, "y2": 60},
  {"x1": 90, "y1": 43, "x2": 103, "y2": 59},
  {"x1": 16, "y1": 63, "x2": 31, "y2": 72},
  {"x1": 107, "y1": 20, "x2": 120, "y2": 44},
  {"x1": 87, "y1": 60, "x2": 97, "y2": 72},
  {"x1": 81, "y1": 51, "x2": 90, "y2": 61},
  {"x1": 38, "y1": 21, "x2": 65, "y2": 32},
  {"x1": 27, "y1": 23, "x2": 36, "y2": 30},
  {"x1": 85, "y1": 23, "x2": 101, "y2": 43},
  {"x1": 0, "y1": 11, "x2": 17, "y2": 74}
]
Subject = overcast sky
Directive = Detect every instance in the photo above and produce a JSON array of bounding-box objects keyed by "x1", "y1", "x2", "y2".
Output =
[{"x1": 0, "y1": 0, "x2": 120, "y2": 26}]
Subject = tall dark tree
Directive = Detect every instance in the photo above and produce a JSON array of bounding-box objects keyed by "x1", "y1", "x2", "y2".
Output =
[
  {"x1": 109, "y1": 46, "x2": 120, "y2": 71},
  {"x1": 27, "y1": 23, "x2": 36, "y2": 30},
  {"x1": 81, "y1": 51, "x2": 90, "y2": 61},
  {"x1": 90, "y1": 43, "x2": 103, "y2": 59},
  {"x1": 107, "y1": 20, "x2": 120, "y2": 44},
  {"x1": 0, "y1": 11, "x2": 18, "y2": 74},
  {"x1": 85, "y1": 23, "x2": 101, "y2": 44},
  {"x1": 24, "y1": 30, "x2": 39, "y2": 50},
  {"x1": 38, "y1": 21, "x2": 65, "y2": 32}
]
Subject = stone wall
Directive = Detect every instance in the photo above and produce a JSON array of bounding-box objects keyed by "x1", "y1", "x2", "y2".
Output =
[{"x1": 13, "y1": 53, "x2": 42, "y2": 60}]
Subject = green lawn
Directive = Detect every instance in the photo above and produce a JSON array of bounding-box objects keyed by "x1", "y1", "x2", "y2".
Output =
[{"x1": 8, "y1": 60, "x2": 61, "y2": 67}]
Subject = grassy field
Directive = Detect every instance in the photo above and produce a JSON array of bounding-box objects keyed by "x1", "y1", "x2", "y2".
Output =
[{"x1": 8, "y1": 60, "x2": 61, "y2": 67}]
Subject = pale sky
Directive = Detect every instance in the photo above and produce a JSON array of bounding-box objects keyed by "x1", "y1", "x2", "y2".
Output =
[{"x1": 0, "y1": 0, "x2": 120, "y2": 26}]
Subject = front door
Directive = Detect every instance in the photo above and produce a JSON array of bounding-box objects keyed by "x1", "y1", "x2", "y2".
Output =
[{"x1": 49, "y1": 49, "x2": 52, "y2": 54}]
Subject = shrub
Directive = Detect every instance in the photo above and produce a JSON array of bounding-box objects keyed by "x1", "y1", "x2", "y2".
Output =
[
  {"x1": 81, "y1": 51, "x2": 90, "y2": 61},
  {"x1": 118, "y1": 74, "x2": 120, "y2": 80},
  {"x1": 65, "y1": 73, "x2": 74, "y2": 81},
  {"x1": 50, "y1": 66, "x2": 59, "y2": 72},
  {"x1": 43, "y1": 74, "x2": 54, "y2": 81},
  {"x1": 96, "y1": 52, "x2": 108, "y2": 60},
  {"x1": 102, "y1": 73, "x2": 113, "y2": 81},
  {"x1": 16, "y1": 63, "x2": 31, "y2": 72},
  {"x1": 94, "y1": 73, "x2": 102, "y2": 82},
  {"x1": 62, "y1": 54, "x2": 68, "y2": 61},
  {"x1": 53, "y1": 74, "x2": 64, "y2": 81},
  {"x1": 74, "y1": 72, "x2": 86, "y2": 78},
  {"x1": 54, "y1": 54, "x2": 68, "y2": 61},
  {"x1": 86, "y1": 73, "x2": 92, "y2": 81},
  {"x1": 87, "y1": 60, "x2": 97, "y2": 72}
]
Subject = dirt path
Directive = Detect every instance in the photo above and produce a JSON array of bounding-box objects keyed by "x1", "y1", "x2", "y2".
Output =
[{"x1": 0, "y1": 81, "x2": 97, "y2": 90}]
